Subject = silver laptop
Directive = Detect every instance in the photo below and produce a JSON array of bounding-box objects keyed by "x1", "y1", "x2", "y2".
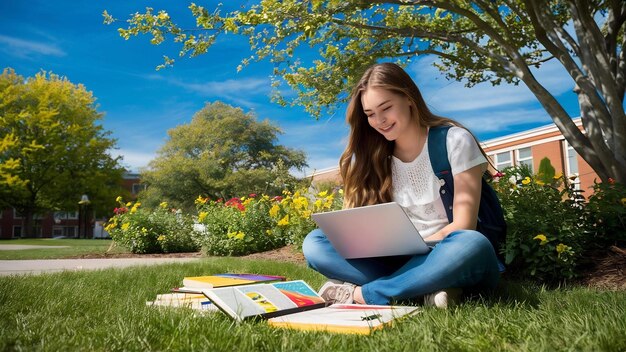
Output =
[{"x1": 311, "y1": 202, "x2": 433, "y2": 258}]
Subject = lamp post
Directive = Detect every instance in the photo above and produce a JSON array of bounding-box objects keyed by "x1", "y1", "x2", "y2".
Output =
[{"x1": 78, "y1": 194, "x2": 90, "y2": 239}]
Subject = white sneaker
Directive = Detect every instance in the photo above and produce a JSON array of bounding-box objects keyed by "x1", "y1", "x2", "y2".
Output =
[
  {"x1": 424, "y1": 288, "x2": 462, "y2": 309},
  {"x1": 318, "y1": 280, "x2": 356, "y2": 304}
]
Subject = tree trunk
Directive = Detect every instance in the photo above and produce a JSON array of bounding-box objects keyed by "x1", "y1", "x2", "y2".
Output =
[{"x1": 22, "y1": 208, "x2": 35, "y2": 238}]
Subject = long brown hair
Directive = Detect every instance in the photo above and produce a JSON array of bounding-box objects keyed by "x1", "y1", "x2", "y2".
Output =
[{"x1": 340, "y1": 62, "x2": 468, "y2": 208}]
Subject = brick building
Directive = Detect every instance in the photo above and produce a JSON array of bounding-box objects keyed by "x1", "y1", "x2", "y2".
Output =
[
  {"x1": 0, "y1": 173, "x2": 145, "y2": 239},
  {"x1": 481, "y1": 118, "x2": 596, "y2": 194},
  {"x1": 309, "y1": 118, "x2": 599, "y2": 195}
]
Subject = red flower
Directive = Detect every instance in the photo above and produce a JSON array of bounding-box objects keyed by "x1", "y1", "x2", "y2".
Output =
[
  {"x1": 225, "y1": 198, "x2": 245, "y2": 211},
  {"x1": 114, "y1": 207, "x2": 128, "y2": 215},
  {"x1": 272, "y1": 196, "x2": 283, "y2": 202},
  {"x1": 608, "y1": 178, "x2": 615, "y2": 185},
  {"x1": 248, "y1": 193, "x2": 257, "y2": 198},
  {"x1": 494, "y1": 172, "x2": 505, "y2": 178}
]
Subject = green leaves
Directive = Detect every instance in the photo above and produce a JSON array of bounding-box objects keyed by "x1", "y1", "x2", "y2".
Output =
[
  {"x1": 139, "y1": 102, "x2": 307, "y2": 210},
  {"x1": 105, "y1": 1, "x2": 625, "y2": 183},
  {"x1": 0, "y1": 68, "x2": 125, "y2": 224}
]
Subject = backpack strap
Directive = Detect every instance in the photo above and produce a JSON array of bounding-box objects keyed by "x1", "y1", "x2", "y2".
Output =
[
  {"x1": 428, "y1": 125, "x2": 507, "y2": 272},
  {"x1": 427, "y1": 125, "x2": 455, "y2": 223}
]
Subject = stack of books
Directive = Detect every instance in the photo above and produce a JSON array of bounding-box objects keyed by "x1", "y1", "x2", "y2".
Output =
[
  {"x1": 147, "y1": 273, "x2": 420, "y2": 335},
  {"x1": 147, "y1": 273, "x2": 286, "y2": 312}
]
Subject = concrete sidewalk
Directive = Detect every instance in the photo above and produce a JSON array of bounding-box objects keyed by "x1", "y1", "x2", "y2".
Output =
[{"x1": 0, "y1": 257, "x2": 202, "y2": 276}]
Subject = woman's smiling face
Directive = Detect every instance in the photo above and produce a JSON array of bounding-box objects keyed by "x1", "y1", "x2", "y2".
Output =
[{"x1": 361, "y1": 87, "x2": 415, "y2": 142}]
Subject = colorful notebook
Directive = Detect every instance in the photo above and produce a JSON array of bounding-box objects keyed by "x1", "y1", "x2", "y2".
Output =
[
  {"x1": 202, "y1": 280, "x2": 420, "y2": 334},
  {"x1": 177, "y1": 273, "x2": 286, "y2": 292}
]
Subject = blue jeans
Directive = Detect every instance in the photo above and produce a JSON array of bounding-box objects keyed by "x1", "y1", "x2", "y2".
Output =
[{"x1": 302, "y1": 229, "x2": 501, "y2": 305}]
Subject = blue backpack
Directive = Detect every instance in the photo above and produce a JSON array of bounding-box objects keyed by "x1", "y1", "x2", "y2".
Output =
[{"x1": 427, "y1": 125, "x2": 507, "y2": 267}]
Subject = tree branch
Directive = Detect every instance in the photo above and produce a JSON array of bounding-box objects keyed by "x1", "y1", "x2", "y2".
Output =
[
  {"x1": 618, "y1": 32, "x2": 626, "y2": 103},
  {"x1": 570, "y1": 0, "x2": 625, "y2": 162},
  {"x1": 329, "y1": 17, "x2": 513, "y2": 70},
  {"x1": 604, "y1": 2, "x2": 626, "y2": 75},
  {"x1": 472, "y1": 0, "x2": 517, "y2": 41}
]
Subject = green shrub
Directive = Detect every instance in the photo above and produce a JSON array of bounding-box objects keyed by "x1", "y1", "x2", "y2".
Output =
[
  {"x1": 492, "y1": 166, "x2": 588, "y2": 283},
  {"x1": 194, "y1": 195, "x2": 287, "y2": 256},
  {"x1": 193, "y1": 188, "x2": 343, "y2": 256},
  {"x1": 586, "y1": 179, "x2": 626, "y2": 247},
  {"x1": 269, "y1": 188, "x2": 343, "y2": 248},
  {"x1": 106, "y1": 198, "x2": 198, "y2": 254}
]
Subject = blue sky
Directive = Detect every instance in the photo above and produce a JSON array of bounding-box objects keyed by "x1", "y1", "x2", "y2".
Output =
[{"x1": 0, "y1": 1, "x2": 582, "y2": 176}]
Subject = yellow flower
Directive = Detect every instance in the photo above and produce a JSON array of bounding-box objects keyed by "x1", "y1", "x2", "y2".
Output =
[
  {"x1": 535, "y1": 179, "x2": 545, "y2": 186},
  {"x1": 141, "y1": 227, "x2": 148, "y2": 234},
  {"x1": 521, "y1": 177, "x2": 531, "y2": 185},
  {"x1": 317, "y1": 190, "x2": 328, "y2": 198},
  {"x1": 121, "y1": 223, "x2": 130, "y2": 231},
  {"x1": 533, "y1": 234, "x2": 548, "y2": 245},
  {"x1": 338, "y1": 189, "x2": 344, "y2": 195},
  {"x1": 195, "y1": 195, "x2": 208, "y2": 205},
  {"x1": 262, "y1": 195, "x2": 270, "y2": 201},
  {"x1": 130, "y1": 207, "x2": 137, "y2": 214},
  {"x1": 314, "y1": 199, "x2": 323, "y2": 210},
  {"x1": 159, "y1": 201, "x2": 168, "y2": 209},
  {"x1": 126, "y1": 202, "x2": 132, "y2": 207},
  {"x1": 157, "y1": 235, "x2": 165, "y2": 241},
  {"x1": 105, "y1": 221, "x2": 116, "y2": 231},
  {"x1": 323, "y1": 195, "x2": 334, "y2": 209},
  {"x1": 266, "y1": 229, "x2": 272, "y2": 235},
  {"x1": 277, "y1": 214, "x2": 290, "y2": 226},
  {"x1": 116, "y1": 196, "x2": 123, "y2": 203},
  {"x1": 301, "y1": 210, "x2": 312, "y2": 219},
  {"x1": 198, "y1": 211, "x2": 208, "y2": 222},
  {"x1": 227, "y1": 231, "x2": 245, "y2": 240},
  {"x1": 293, "y1": 196, "x2": 308, "y2": 210},
  {"x1": 556, "y1": 243, "x2": 572, "y2": 258},
  {"x1": 556, "y1": 243, "x2": 570, "y2": 254},
  {"x1": 621, "y1": 198, "x2": 626, "y2": 206},
  {"x1": 269, "y1": 204, "x2": 280, "y2": 218}
]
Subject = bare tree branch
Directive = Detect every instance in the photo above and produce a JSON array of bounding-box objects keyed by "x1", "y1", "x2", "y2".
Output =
[{"x1": 472, "y1": 0, "x2": 517, "y2": 41}]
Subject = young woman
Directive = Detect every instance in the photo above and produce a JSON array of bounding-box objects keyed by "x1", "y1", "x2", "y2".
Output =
[{"x1": 302, "y1": 63, "x2": 501, "y2": 308}]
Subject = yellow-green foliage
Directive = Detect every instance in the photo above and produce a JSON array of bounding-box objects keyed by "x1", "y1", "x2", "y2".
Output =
[{"x1": 194, "y1": 188, "x2": 343, "y2": 256}]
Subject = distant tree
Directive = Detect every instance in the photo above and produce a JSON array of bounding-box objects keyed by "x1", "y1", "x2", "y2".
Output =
[
  {"x1": 139, "y1": 102, "x2": 307, "y2": 210},
  {"x1": 537, "y1": 157, "x2": 557, "y2": 185},
  {"x1": 0, "y1": 68, "x2": 126, "y2": 237},
  {"x1": 105, "y1": 1, "x2": 625, "y2": 183}
]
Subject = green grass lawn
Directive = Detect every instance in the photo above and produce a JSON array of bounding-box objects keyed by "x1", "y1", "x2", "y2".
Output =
[
  {"x1": 0, "y1": 238, "x2": 132, "y2": 260},
  {"x1": 0, "y1": 256, "x2": 624, "y2": 351}
]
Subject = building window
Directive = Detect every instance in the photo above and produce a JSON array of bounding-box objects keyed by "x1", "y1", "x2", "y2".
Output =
[
  {"x1": 53, "y1": 211, "x2": 78, "y2": 221},
  {"x1": 517, "y1": 147, "x2": 533, "y2": 172},
  {"x1": 13, "y1": 226, "x2": 21, "y2": 238},
  {"x1": 566, "y1": 144, "x2": 579, "y2": 176},
  {"x1": 132, "y1": 183, "x2": 147, "y2": 195},
  {"x1": 52, "y1": 226, "x2": 77, "y2": 238},
  {"x1": 494, "y1": 151, "x2": 513, "y2": 170},
  {"x1": 12, "y1": 210, "x2": 44, "y2": 220},
  {"x1": 565, "y1": 143, "x2": 581, "y2": 190}
]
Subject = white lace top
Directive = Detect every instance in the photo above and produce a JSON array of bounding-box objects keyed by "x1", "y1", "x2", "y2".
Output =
[{"x1": 391, "y1": 127, "x2": 487, "y2": 238}]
